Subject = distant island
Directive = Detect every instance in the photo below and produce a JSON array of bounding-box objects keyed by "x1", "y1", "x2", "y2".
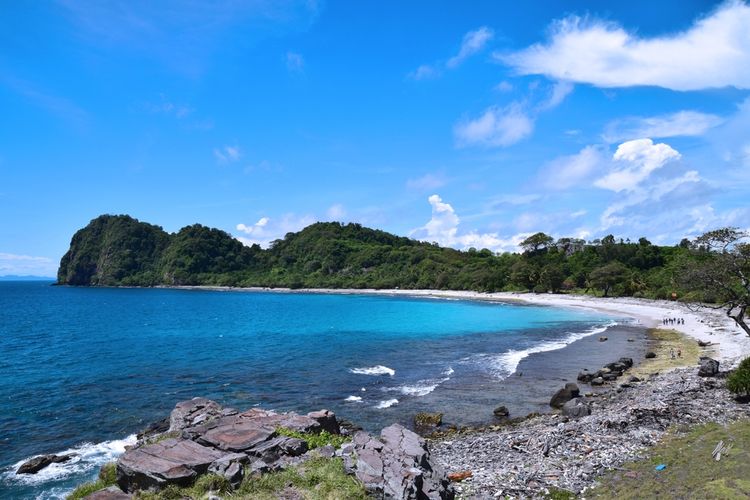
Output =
[
  {"x1": 57, "y1": 214, "x2": 741, "y2": 310},
  {"x1": 0, "y1": 275, "x2": 55, "y2": 281}
]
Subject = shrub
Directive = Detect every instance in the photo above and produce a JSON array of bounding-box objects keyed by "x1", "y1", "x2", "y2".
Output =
[
  {"x1": 275, "y1": 428, "x2": 349, "y2": 449},
  {"x1": 66, "y1": 462, "x2": 117, "y2": 500},
  {"x1": 727, "y1": 356, "x2": 750, "y2": 397}
]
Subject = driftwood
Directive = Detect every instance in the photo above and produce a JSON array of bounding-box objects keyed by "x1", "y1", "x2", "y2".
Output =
[{"x1": 712, "y1": 440, "x2": 733, "y2": 461}]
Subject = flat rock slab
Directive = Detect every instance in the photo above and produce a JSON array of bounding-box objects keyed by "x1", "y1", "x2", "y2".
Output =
[
  {"x1": 83, "y1": 486, "x2": 133, "y2": 499},
  {"x1": 117, "y1": 438, "x2": 229, "y2": 492},
  {"x1": 199, "y1": 420, "x2": 276, "y2": 452}
]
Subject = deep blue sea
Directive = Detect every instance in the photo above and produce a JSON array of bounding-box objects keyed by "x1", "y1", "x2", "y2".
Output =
[{"x1": 0, "y1": 281, "x2": 631, "y2": 499}]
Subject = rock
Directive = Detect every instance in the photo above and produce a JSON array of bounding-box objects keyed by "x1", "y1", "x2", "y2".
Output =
[
  {"x1": 550, "y1": 383, "x2": 580, "y2": 409},
  {"x1": 169, "y1": 398, "x2": 225, "y2": 433},
  {"x1": 306, "y1": 409, "x2": 341, "y2": 434},
  {"x1": 493, "y1": 406, "x2": 510, "y2": 418},
  {"x1": 207, "y1": 452, "x2": 247, "y2": 490},
  {"x1": 352, "y1": 425, "x2": 454, "y2": 499},
  {"x1": 619, "y1": 357, "x2": 634, "y2": 369},
  {"x1": 698, "y1": 340, "x2": 712, "y2": 347},
  {"x1": 197, "y1": 419, "x2": 276, "y2": 453},
  {"x1": 447, "y1": 470, "x2": 473, "y2": 482},
  {"x1": 577, "y1": 371, "x2": 595, "y2": 383},
  {"x1": 250, "y1": 436, "x2": 308, "y2": 460},
  {"x1": 645, "y1": 352, "x2": 657, "y2": 359},
  {"x1": 337, "y1": 418, "x2": 363, "y2": 436},
  {"x1": 414, "y1": 412, "x2": 444, "y2": 432},
  {"x1": 116, "y1": 438, "x2": 230, "y2": 492},
  {"x1": 562, "y1": 398, "x2": 591, "y2": 418},
  {"x1": 82, "y1": 486, "x2": 133, "y2": 499},
  {"x1": 315, "y1": 444, "x2": 337, "y2": 459},
  {"x1": 590, "y1": 377, "x2": 605, "y2": 386},
  {"x1": 599, "y1": 336, "x2": 608, "y2": 342},
  {"x1": 137, "y1": 418, "x2": 169, "y2": 441},
  {"x1": 628, "y1": 375, "x2": 641, "y2": 383},
  {"x1": 698, "y1": 357, "x2": 720, "y2": 377},
  {"x1": 16, "y1": 454, "x2": 73, "y2": 474}
]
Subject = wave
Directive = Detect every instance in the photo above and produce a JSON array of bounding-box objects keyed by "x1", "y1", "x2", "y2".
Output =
[
  {"x1": 487, "y1": 322, "x2": 617, "y2": 379},
  {"x1": 385, "y1": 376, "x2": 450, "y2": 397},
  {"x1": 2, "y1": 434, "x2": 137, "y2": 488},
  {"x1": 442, "y1": 366, "x2": 454, "y2": 376},
  {"x1": 349, "y1": 365, "x2": 395, "y2": 376},
  {"x1": 344, "y1": 395, "x2": 363, "y2": 402},
  {"x1": 375, "y1": 398, "x2": 399, "y2": 409}
]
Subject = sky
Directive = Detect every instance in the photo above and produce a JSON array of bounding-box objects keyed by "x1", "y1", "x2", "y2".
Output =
[{"x1": 1, "y1": 0, "x2": 750, "y2": 277}]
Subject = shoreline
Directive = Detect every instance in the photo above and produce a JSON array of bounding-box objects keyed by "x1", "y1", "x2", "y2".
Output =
[{"x1": 164, "y1": 285, "x2": 750, "y2": 367}]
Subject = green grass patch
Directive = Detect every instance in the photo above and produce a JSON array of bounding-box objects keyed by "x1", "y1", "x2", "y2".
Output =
[
  {"x1": 66, "y1": 462, "x2": 117, "y2": 499},
  {"x1": 275, "y1": 428, "x2": 349, "y2": 449},
  {"x1": 589, "y1": 419, "x2": 750, "y2": 499}
]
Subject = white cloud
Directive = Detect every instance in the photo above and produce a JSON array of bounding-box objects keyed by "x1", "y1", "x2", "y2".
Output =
[
  {"x1": 286, "y1": 51, "x2": 304, "y2": 72},
  {"x1": 406, "y1": 173, "x2": 447, "y2": 190},
  {"x1": 235, "y1": 214, "x2": 316, "y2": 248},
  {"x1": 410, "y1": 194, "x2": 529, "y2": 252},
  {"x1": 494, "y1": 81, "x2": 513, "y2": 92},
  {"x1": 604, "y1": 110, "x2": 724, "y2": 142},
  {"x1": 595, "y1": 139, "x2": 680, "y2": 192},
  {"x1": 491, "y1": 193, "x2": 542, "y2": 206},
  {"x1": 0, "y1": 252, "x2": 56, "y2": 277},
  {"x1": 541, "y1": 145, "x2": 606, "y2": 190},
  {"x1": 538, "y1": 80, "x2": 574, "y2": 110},
  {"x1": 498, "y1": 1, "x2": 750, "y2": 90},
  {"x1": 447, "y1": 26, "x2": 494, "y2": 68},
  {"x1": 408, "y1": 64, "x2": 439, "y2": 80},
  {"x1": 454, "y1": 102, "x2": 533, "y2": 147},
  {"x1": 214, "y1": 145, "x2": 241, "y2": 163},
  {"x1": 326, "y1": 204, "x2": 346, "y2": 220}
]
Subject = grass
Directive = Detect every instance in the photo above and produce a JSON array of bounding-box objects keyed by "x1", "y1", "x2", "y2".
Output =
[
  {"x1": 588, "y1": 419, "x2": 750, "y2": 499},
  {"x1": 275, "y1": 428, "x2": 349, "y2": 449},
  {"x1": 132, "y1": 457, "x2": 366, "y2": 500},
  {"x1": 66, "y1": 462, "x2": 117, "y2": 500},
  {"x1": 628, "y1": 328, "x2": 703, "y2": 379}
]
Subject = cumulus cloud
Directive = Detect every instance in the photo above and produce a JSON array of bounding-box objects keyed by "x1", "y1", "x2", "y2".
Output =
[
  {"x1": 604, "y1": 111, "x2": 724, "y2": 142},
  {"x1": 235, "y1": 214, "x2": 316, "y2": 247},
  {"x1": 447, "y1": 26, "x2": 494, "y2": 68},
  {"x1": 410, "y1": 195, "x2": 529, "y2": 252},
  {"x1": 498, "y1": 1, "x2": 750, "y2": 90},
  {"x1": 0, "y1": 252, "x2": 56, "y2": 277},
  {"x1": 595, "y1": 139, "x2": 681, "y2": 192},
  {"x1": 214, "y1": 145, "x2": 241, "y2": 163},
  {"x1": 454, "y1": 102, "x2": 533, "y2": 147},
  {"x1": 541, "y1": 145, "x2": 606, "y2": 190},
  {"x1": 286, "y1": 51, "x2": 304, "y2": 72}
]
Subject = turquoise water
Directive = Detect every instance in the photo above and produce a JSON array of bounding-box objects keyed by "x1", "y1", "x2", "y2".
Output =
[{"x1": 0, "y1": 282, "x2": 615, "y2": 499}]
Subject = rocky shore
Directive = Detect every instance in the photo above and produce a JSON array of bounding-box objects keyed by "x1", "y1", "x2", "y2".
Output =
[{"x1": 430, "y1": 363, "x2": 750, "y2": 498}]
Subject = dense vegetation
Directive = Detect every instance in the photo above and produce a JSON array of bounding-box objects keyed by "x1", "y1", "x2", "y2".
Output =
[{"x1": 57, "y1": 214, "x2": 745, "y2": 307}]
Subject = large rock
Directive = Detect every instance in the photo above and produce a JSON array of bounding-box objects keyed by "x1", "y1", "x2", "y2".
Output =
[
  {"x1": 352, "y1": 424, "x2": 454, "y2": 499},
  {"x1": 83, "y1": 486, "x2": 133, "y2": 499},
  {"x1": 562, "y1": 398, "x2": 591, "y2": 418},
  {"x1": 207, "y1": 452, "x2": 247, "y2": 489},
  {"x1": 698, "y1": 357, "x2": 720, "y2": 377},
  {"x1": 307, "y1": 410, "x2": 341, "y2": 434},
  {"x1": 197, "y1": 419, "x2": 276, "y2": 453},
  {"x1": 577, "y1": 371, "x2": 595, "y2": 383},
  {"x1": 550, "y1": 383, "x2": 580, "y2": 408},
  {"x1": 16, "y1": 454, "x2": 73, "y2": 474},
  {"x1": 169, "y1": 398, "x2": 226, "y2": 432},
  {"x1": 116, "y1": 438, "x2": 231, "y2": 492}
]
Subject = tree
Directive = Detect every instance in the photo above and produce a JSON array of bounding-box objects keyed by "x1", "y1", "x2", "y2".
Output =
[
  {"x1": 539, "y1": 263, "x2": 565, "y2": 293},
  {"x1": 680, "y1": 228, "x2": 750, "y2": 337},
  {"x1": 588, "y1": 262, "x2": 629, "y2": 297},
  {"x1": 520, "y1": 232, "x2": 554, "y2": 254}
]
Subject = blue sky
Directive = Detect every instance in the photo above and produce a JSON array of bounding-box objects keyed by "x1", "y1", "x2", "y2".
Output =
[{"x1": 2, "y1": 0, "x2": 749, "y2": 276}]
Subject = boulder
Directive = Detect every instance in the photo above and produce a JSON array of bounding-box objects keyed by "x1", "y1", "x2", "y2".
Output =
[
  {"x1": 493, "y1": 406, "x2": 510, "y2": 418},
  {"x1": 550, "y1": 383, "x2": 580, "y2": 408},
  {"x1": 352, "y1": 425, "x2": 454, "y2": 499},
  {"x1": 599, "y1": 336, "x2": 608, "y2": 342},
  {"x1": 562, "y1": 398, "x2": 591, "y2": 418},
  {"x1": 116, "y1": 438, "x2": 231, "y2": 492},
  {"x1": 698, "y1": 357, "x2": 720, "y2": 377},
  {"x1": 16, "y1": 454, "x2": 73, "y2": 474},
  {"x1": 645, "y1": 352, "x2": 657, "y2": 359},
  {"x1": 414, "y1": 412, "x2": 444, "y2": 433},
  {"x1": 306, "y1": 410, "x2": 341, "y2": 435},
  {"x1": 577, "y1": 371, "x2": 595, "y2": 383},
  {"x1": 207, "y1": 452, "x2": 246, "y2": 489},
  {"x1": 197, "y1": 419, "x2": 276, "y2": 453},
  {"x1": 619, "y1": 357, "x2": 634, "y2": 369},
  {"x1": 590, "y1": 377, "x2": 605, "y2": 386},
  {"x1": 169, "y1": 398, "x2": 225, "y2": 433},
  {"x1": 83, "y1": 486, "x2": 133, "y2": 499},
  {"x1": 628, "y1": 375, "x2": 641, "y2": 383}
]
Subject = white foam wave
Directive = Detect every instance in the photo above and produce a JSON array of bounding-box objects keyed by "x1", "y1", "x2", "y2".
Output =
[
  {"x1": 375, "y1": 398, "x2": 399, "y2": 409},
  {"x1": 488, "y1": 322, "x2": 617, "y2": 379},
  {"x1": 344, "y1": 395, "x2": 363, "y2": 402},
  {"x1": 386, "y1": 376, "x2": 450, "y2": 397},
  {"x1": 349, "y1": 365, "x2": 395, "y2": 376},
  {"x1": 442, "y1": 366, "x2": 454, "y2": 376},
  {"x1": 2, "y1": 434, "x2": 137, "y2": 487}
]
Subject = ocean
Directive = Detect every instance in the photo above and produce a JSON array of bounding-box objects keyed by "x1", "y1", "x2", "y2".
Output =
[{"x1": 0, "y1": 281, "x2": 645, "y2": 499}]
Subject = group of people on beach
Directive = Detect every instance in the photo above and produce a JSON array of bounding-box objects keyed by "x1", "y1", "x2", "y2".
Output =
[{"x1": 662, "y1": 317, "x2": 685, "y2": 325}]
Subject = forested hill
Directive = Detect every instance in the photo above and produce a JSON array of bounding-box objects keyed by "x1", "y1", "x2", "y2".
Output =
[{"x1": 57, "y1": 214, "x2": 703, "y2": 299}]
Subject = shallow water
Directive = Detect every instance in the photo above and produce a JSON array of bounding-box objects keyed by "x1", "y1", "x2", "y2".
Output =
[{"x1": 0, "y1": 282, "x2": 637, "y2": 498}]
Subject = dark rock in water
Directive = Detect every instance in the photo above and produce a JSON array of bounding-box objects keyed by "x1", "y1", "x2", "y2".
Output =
[
  {"x1": 577, "y1": 371, "x2": 595, "y2": 383},
  {"x1": 493, "y1": 406, "x2": 510, "y2": 418},
  {"x1": 599, "y1": 336, "x2": 608, "y2": 342},
  {"x1": 645, "y1": 352, "x2": 657, "y2": 359},
  {"x1": 352, "y1": 424, "x2": 454, "y2": 499},
  {"x1": 414, "y1": 412, "x2": 444, "y2": 433},
  {"x1": 603, "y1": 373, "x2": 619, "y2": 382},
  {"x1": 337, "y1": 418, "x2": 363, "y2": 436},
  {"x1": 82, "y1": 486, "x2": 132, "y2": 499},
  {"x1": 550, "y1": 383, "x2": 580, "y2": 408},
  {"x1": 562, "y1": 398, "x2": 591, "y2": 418},
  {"x1": 17, "y1": 454, "x2": 73, "y2": 474},
  {"x1": 590, "y1": 377, "x2": 605, "y2": 386},
  {"x1": 307, "y1": 409, "x2": 341, "y2": 435},
  {"x1": 698, "y1": 357, "x2": 720, "y2": 377},
  {"x1": 116, "y1": 438, "x2": 230, "y2": 492},
  {"x1": 619, "y1": 357, "x2": 634, "y2": 369}
]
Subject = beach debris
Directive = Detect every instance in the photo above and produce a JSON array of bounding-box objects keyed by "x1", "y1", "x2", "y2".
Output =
[
  {"x1": 698, "y1": 357, "x2": 720, "y2": 377},
  {"x1": 447, "y1": 470, "x2": 473, "y2": 482},
  {"x1": 550, "y1": 383, "x2": 580, "y2": 408},
  {"x1": 654, "y1": 464, "x2": 667, "y2": 471},
  {"x1": 698, "y1": 340, "x2": 713, "y2": 347},
  {"x1": 599, "y1": 336, "x2": 608, "y2": 342},
  {"x1": 711, "y1": 440, "x2": 733, "y2": 461},
  {"x1": 16, "y1": 453, "x2": 74, "y2": 475}
]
